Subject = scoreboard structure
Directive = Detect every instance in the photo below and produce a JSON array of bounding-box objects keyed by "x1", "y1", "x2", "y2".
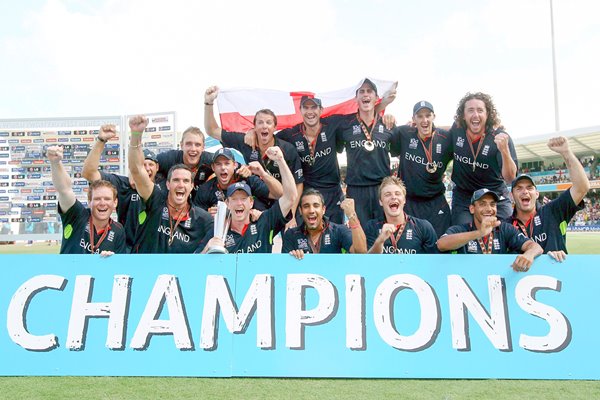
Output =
[{"x1": 0, "y1": 112, "x2": 177, "y2": 242}]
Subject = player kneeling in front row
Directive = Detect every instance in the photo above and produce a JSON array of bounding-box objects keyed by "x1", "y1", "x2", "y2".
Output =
[
  {"x1": 200, "y1": 146, "x2": 296, "y2": 254},
  {"x1": 437, "y1": 188, "x2": 543, "y2": 272},
  {"x1": 282, "y1": 189, "x2": 367, "y2": 259},
  {"x1": 48, "y1": 145, "x2": 126, "y2": 255},
  {"x1": 366, "y1": 176, "x2": 438, "y2": 254}
]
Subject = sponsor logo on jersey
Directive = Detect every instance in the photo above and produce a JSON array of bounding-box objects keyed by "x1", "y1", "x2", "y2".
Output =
[
  {"x1": 352, "y1": 125, "x2": 361, "y2": 135},
  {"x1": 456, "y1": 137, "x2": 465, "y2": 148},
  {"x1": 467, "y1": 240, "x2": 478, "y2": 253},
  {"x1": 295, "y1": 141, "x2": 305, "y2": 152},
  {"x1": 297, "y1": 238, "x2": 309, "y2": 251},
  {"x1": 409, "y1": 138, "x2": 418, "y2": 149}
]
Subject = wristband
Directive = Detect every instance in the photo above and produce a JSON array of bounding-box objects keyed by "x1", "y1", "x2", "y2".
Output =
[
  {"x1": 346, "y1": 212, "x2": 357, "y2": 221},
  {"x1": 204, "y1": 102, "x2": 214, "y2": 106},
  {"x1": 349, "y1": 222, "x2": 361, "y2": 230},
  {"x1": 96, "y1": 136, "x2": 107, "y2": 143},
  {"x1": 131, "y1": 131, "x2": 143, "y2": 136},
  {"x1": 129, "y1": 143, "x2": 142, "y2": 148}
]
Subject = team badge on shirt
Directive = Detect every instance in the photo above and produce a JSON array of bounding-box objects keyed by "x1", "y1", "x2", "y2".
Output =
[
  {"x1": 534, "y1": 215, "x2": 541, "y2": 226},
  {"x1": 324, "y1": 234, "x2": 331, "y2": 245},
  {"x1": 406, "y1": 229, "x2": 413, "y2": 240},
  {"x1": 184, "y1": 218, "x2": 191, "y2": 228},
  {"x1": 467, "y1": 240, "x2": 478, "y2": 253},
  {"x1": 198, "y1": 172, "x2": 206, "y2": 181},
  {"x1": 297, "y1": 238, "x2": 309, "y2": 251},
  {"x1": 493, "y1": 239, "x2": 500, "y2": 250},
  {"x1": 250, "y1": 225, "x2": 258, "y2": 235},
  {"x1": 409, "y1": 138, "x2": 418, "y2": 149},
  {"x1": 482, "y1": 145, "x2": 490, "y2": 156},
  {"x1": 378, "y1": 125, "x2": 384, "y2": 133},
  {"x1": 225, "y1": 233, "x2": 235, "y2": 247},
  {"x1": 436, "y1": 144, "x2": 442, "y2": 153},
  {"x1": 321, "y1": 131, "x2": 327, "y2": 142},
  {"x1": 108, "y1": 231, "x2": 115, "y2": 242},
  {"x1": 456, "y1": 137, "x2": 465, "y2": 148}
]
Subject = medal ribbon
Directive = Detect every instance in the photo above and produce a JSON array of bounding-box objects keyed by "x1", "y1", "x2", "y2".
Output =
[
  {"x1": 300, "y1": 124, "x2": 321, "y2": 164},
  {"x1": 89, "y1": 216, "x2": 112, "y2": 253},
  {"x1": 389, "y1": 215, "x2": 408, "y2": 253},
  {"x1": 418, "y1": 131, "x2": 436, "y2": 169},
  {"x1": 305, "y1": 222, "x2": 327, "y2": 254},
  {"x1": 168, "y1": 206, "x2": 188, "y2": 246},
  {"x1": 513, "y1": 212, "x2": 536, "y2": 238},
  {"x1": 467, "y1": 133, "x2": 485, "y2": 171},
  {"x1": 477, "y1": 231, "x2": 494, "y2": 254},
  {"x1": 357, "y1": 113, "x2": 379, "y2": 145}
]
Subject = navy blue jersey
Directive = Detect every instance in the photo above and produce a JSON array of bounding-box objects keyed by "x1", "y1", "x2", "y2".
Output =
[
  {"x1": 450, "y1": 125, "x2": 518, "y2": 195},
  {"x1": 507, "y1": 188, "x2": 584, "y2": 253},
  {"x1": 193, "y1": 174, "x2": 271, "y2": 211},
  {"x1": 443, "y1": 221, "x2": 529, "y2": 254},
  {"x1": 216, "y1": 201, "x2": 289, "y2": 254},
  {"x1": 364, "y1": 216, "x2": 438, "y2": 254},
  {"x1": 134, "y1": 187, "x2": 213, "y2": 254},
  {"x1": 58, "y1": 200, "x2": 127, "y2": 254},
  {"x1": 334, "y1": 114, "x2": 395, "y2": 186},
  {"x1": 156, "y1": 150, "x2": 214, "y2": 200},
  {"x1": 221, "y1": 130, "x2": 304, "y2": 184},
  {"x1": 391, "y1": 126, "x2": 453, "y2": 198},
  {"x1": 276, "y1": 116, "x2": 345, "y2": 189},
  {"x1": 282, "y1": 218, "x2": 353, "y2": 254},
  {"x1": 99, "y1": 172, "x2": 160, "y2": 251}
]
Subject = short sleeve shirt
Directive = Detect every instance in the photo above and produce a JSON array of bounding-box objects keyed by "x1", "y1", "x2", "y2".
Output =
[
  {"x1": 391, "y1": 126, "x2": 453, "y2": 198},
  {"x1": 134, "y1": 187, "x2": 214, "y2": 253},
  {"x1": 221, "y1": 130, "x2": 304, "y2": 184},
  {"x1": 450, "y1": 126, "x2": 518, "y2": 195},
  {"x1": 364, "y1": 216, "x2": 439, "y2": 254},
  {"x1": 334, "y1": 114, "x2": 395, "y2": 186},
  {"x1": 100, "y1": 172, "x2": 156, "y2": 251},
  {"x1": 443, "y1": 221, "x2": 530, "y2": 254},
  {"x1": 507, "y1": 188, "x2": 584, "y2": 253},
  {"x1": 276, "y1": 116, "x2": 345, "y2": 189},
  {"x1": 219, "y1": 201, "x2": 289, "y2": 254},
  {"x1": 58, "y1": 200, "x2": 127, "y2": 254},
  {"x1": 282, "y1": 219, "x2": 353, "y2": 254}
]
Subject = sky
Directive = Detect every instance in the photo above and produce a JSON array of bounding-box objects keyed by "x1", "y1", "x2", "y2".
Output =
[{"x1": 1, "y1": 0, "x2": 599, "y2": 139}]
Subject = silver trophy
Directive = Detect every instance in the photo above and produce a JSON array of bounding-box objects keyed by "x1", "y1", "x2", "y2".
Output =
[{"x1": 206, "y1": 201, "x2": 230, "y2": 254}]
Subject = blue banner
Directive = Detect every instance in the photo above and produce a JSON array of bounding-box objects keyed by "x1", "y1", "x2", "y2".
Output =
[{"x1": 0, "y1": 254, "x2": 598, "y2": 379}]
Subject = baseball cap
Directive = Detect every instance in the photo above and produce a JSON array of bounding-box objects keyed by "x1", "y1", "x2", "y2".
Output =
[
  {"x1": 511, "y1": 174, "x2": 536, "y2": 190},
  {"x1": 143, "y1": 149, "x2": 158, "y2": 163},
  {"x1": 413, "y1": 100, "x2": 434, "y2": 115},
  {"x1": 471, "y1": 188, "x2": 500, "y2": 204},
  {"x1": 300, "y1": 95, "x2": 322, "y2": 108},
  {"x1": 213, "y1": 147, "x2": 235, "y2": 163},
  {"x1": 226, "y1": 181, "x2": 252, "y2": 197},
  {"x1": 357, "y1": 78, "x2": 378, "y2": 95}
]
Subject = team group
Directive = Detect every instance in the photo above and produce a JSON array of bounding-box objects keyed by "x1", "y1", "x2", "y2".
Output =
[{"x1": 46, "y1": 79, "x2": 591, "y2": 271}]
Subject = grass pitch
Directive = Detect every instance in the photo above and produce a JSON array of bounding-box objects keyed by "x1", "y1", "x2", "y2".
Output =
[{"x1": 1, "y1": 233, "x2": 599, "y2": 399}]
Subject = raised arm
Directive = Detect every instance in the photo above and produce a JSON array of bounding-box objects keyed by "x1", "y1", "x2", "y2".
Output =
[
  {"x1": 246, "y1": 161, "x2": 283, "y2": 199},
  {"x1": 266, "y1": 146, "x2": 297, "y2": 216},
  {"x1": 204, "y1": 86, "x2": 223, "y2": 142},
  {"x1": 374, "y1": 81, "x2": 398, "y2": 114},
  {"x1": 341, "y1": 198, "x2": 367, "y2": 254},
  {"x1": 494, "y1": 132, "x2": 518, "y2": 184},
  {"x1": 436, "y1": 217, "x2": 500, "y2": 252},
  {"x1": 548, "y1": 136, "x2": 590, "y2": 204},
  {"x1": 127, "y1": 115, "x2": 153, "y2": 201},
  {"x1": 47, "y1": 146, "x2": 76, "y2": 212},
  {"x1": 82, "y1": 124, "x2": 117, "y2": 182}
]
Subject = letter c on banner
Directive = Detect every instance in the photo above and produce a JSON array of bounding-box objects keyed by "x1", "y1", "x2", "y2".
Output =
[{"x1": 7, "y1": 274, "x2": 67, "y2": 351}]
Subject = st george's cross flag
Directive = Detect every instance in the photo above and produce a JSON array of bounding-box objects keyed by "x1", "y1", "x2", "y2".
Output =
[{"x1": 216, "y1": 78, "x2": 397, "y2": 133}]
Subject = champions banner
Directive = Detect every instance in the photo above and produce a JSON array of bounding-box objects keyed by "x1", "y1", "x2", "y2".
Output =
[
  {"x1": 1, "y1": 254, "x2": 598, "y2": 379},
  {"x1": 217, "y1": 78, "x2": 397, "y2": 133}
]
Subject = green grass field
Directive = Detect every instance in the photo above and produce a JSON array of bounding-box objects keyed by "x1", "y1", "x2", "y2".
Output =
[{"x1": 1, "y1": 233, "x2": 599, "y2": 399}]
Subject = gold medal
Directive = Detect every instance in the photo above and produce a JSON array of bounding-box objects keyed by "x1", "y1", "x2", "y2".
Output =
[
  {"x1": 426, "y1": 162, "x2": 437, "y2": 174},
  {"x1": 364, "y1": 140, "x2": 375, "y2": 152}
]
